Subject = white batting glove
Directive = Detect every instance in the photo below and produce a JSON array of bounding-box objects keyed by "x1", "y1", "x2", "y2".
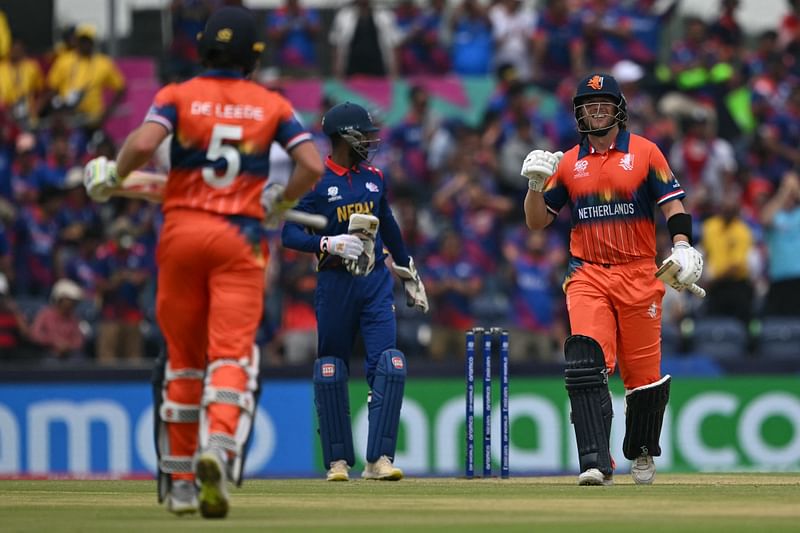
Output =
[
  {"x1": 84, "y1": 156, "x2": 122, "y2": 202},
  {"x1": 392, "y1": 257, "x2": 429, "y2": 313},
  {"x1": 521, "y1": 150, "x2": 564, "y2": 192},
  {"x1": 261, "y1": 183, "x2": 299, "y2": 229},
  {"x1": 321, "y1": 234, "x2": 364, "y2": 261},
  {"x1": 664, "y1": 241, "x2": 703, "y2": 289}
]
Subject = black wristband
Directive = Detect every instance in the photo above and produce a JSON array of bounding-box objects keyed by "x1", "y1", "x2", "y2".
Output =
[{"x1": 667, "y1": 212, "x2": 693, "y2": 245}]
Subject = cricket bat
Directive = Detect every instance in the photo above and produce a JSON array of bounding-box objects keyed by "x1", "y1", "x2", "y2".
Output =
[
  {"x1": 109, "y1": 170, "x2": 328, "y2": 230},
  {"x1": 655, "y1": 259, "x2": 706, "y2": 298}
]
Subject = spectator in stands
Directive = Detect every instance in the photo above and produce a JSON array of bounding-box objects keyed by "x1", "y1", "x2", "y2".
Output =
[
  {"x1": 498, "y1": 115, "x2": 552, "y2": 203},
  {"x1": 702, "y1": 185, "x2": 755, "y2": 324},
  {"x1": 779, "y1": 0, "x2": 800, "y2": 52},
  {"x1": 667, "y1": 17, "x2": 717, "y2": 96},
  {"x1": 267, "y1": 0, "x2": 321, "y2": 77},
  {"x1": 577, "y1": 0, "x2": 634, "y2": 70},
  {"x1": 167, "y1": 0, "x2": 212, "y2": 81},
  {"x1": 0, "y1": 40, "x2": 44, "y2": 130},
  {"x1": 669, "y1": 108, "x2": 737, "y2": 206},
  {"x1": 387, "y1": 85, "x2": 438, "y2": 190},
  {"x1": 502, "y1": 229, "x2": 564, "y2": 362},
  {"x1": 449, "y1": 0, "x2": 494, "y2": 76},
  {"x1": 44, "y1": 23, "x2": 126, "y2": 130},
  {"x1": 0, "y1": 9, "x2": 9, "y2": 60},
  {"x1": 0, "y1": 273, "x2": 31, "y2": 359},
  {"x1": 10, "y1": 132, "x2": 46, "y2": 206},
  {"x1": 41, "y1": 134, "x2": 75, "y2": 188},
  {"x1": 488, "y1": 0, "x2": 537, "y2": 81},
  {"x1": 710, "y1": 0, "x2": 743, "y2": 48},
  {"x1": 12, "y1": 185, "x2": 63, "y2": 296},
  {"x1": 761, "y1": 172, "x2": 800, "y2": 316},
  {"x1": 30, "y1": 278, "x2": 85, "y2": 361},
  {"x1": 759, "y1": 85, "x2": 800, "y2": 182},
  {"x1": 395, "y1": 0, "x2": 450, "y2": 75},
  {"x1": 531, "y1": 0, "x2": 584, "y2": 88},
  {"x1": 0, "y1": 220, "x2": 11, "y2": 284},
  {"x1": 93, "y1": 218, "x2": 150, "y2": 364},
  {"x1": 61, "y1": 223, "x2": 102, "y2": 300},
  {"x1": 330, "y1": 0, "x2": 401, "y2": 78},
  {"x1": 424, "y1": 230, "x2": 483, "y2": 360},
  {"x1": 626, "y1": 0, "x2": 678, "y2": 71}
]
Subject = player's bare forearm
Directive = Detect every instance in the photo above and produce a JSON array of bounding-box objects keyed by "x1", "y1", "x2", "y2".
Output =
[
  {"x1": 116, "y1": 122, "x2": 170, "y2": 178},
  {"x1": 524, "y1": 190, "x2": 553, "y2": 230},
  {"x1": 284, "y1": 142, "x2": 323, "y2": 201},
  {"x1": 660, "y1": 199, "x2": 690, "y2": 244}
]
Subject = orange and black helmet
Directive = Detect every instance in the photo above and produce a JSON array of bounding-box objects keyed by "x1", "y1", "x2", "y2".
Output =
[{"x1": 197, "y1": 7, "x2": 265, "y2": 75}]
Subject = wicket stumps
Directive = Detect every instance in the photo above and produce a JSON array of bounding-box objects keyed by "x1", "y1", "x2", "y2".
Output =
[{"x1": 465, "y1": 327, "x2": 509, "y2": 479}]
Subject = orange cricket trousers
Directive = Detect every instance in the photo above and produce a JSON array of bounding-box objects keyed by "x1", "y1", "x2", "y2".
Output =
[
  {"x1": 156, "y1": 209, "x2": 266, "y2": 479},
  {"x1": 565, "y1": 257, "x2": 665, "y2": 389}
]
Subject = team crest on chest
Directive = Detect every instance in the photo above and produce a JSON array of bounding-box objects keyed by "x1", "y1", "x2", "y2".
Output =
[
  {"x1": 619, "y1": 153, "x2": 635, "y2": 171},
  {"x1": 366, "y1": 182, "x2": 380, "y2": 193},
  {"x1": 574, "y1": 159, "x2": 590, "y2": 179}
]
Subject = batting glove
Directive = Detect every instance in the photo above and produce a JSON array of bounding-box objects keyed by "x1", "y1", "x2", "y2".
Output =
[
  {"x1": 84, "y1": 156, "x2": 122, "y2": 202},
  {"x1": 664, "y1": 241, "x2": 704, "y2": 289},
  {"x1": 321, "y1": 234, "x2": 364, "y2": 261},
  {"x1": 261, "y1": 183, "x2": 299, "y2": 229},
  {"x1": 521, "y1": 150, "x2": 564, "y2": 192}
]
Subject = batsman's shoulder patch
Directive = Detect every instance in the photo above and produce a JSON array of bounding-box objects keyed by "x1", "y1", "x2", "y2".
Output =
[
  {"x1": 322, "y1": 363, "x2": 336, "y2": 377},
  {"x1": 391, "y1": 356, "x2": 404, "y2": 370}
]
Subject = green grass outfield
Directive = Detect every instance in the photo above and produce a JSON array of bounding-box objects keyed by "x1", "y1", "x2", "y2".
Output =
[{"x1": 2, "y1": 474, "x2": 799, "y2": 532}]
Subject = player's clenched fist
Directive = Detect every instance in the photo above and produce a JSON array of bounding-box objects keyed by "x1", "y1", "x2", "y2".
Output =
[
  {"x1": 521, "y1": 150, "x2": 564, "y2": 192},
  {"x1": 84, "y1": 156, "x2": 122, "y2": 202},
  {"x1": 261, "y1": 183, "x2": 299, "y2": 228},
  {"x1": 663, "y1": 241, "x2": 704, "y2": 290},
  {"x1": 321, "y1": 234, "x2": 364, "y2": 261}
]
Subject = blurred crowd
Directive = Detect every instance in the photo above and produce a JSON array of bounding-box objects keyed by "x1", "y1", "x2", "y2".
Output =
[{"x1": 0, "y1": 0, "x2": 799, "y2": 367}]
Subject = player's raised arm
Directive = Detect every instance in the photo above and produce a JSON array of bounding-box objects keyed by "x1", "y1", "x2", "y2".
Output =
[{"x1": 521, "y1": 149, "x2": 563, "y2": 229}]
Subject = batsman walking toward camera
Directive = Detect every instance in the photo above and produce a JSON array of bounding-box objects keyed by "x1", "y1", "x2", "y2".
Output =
[
  {"x1": 521, "y1": 73, "x2": 704, "y2": 486},
  {"x1": 83, "y1": 8, "x2": 323, "y2": 517},
  {"x1": 282, "y1": 101, "x2": 429, "y2": 482}
]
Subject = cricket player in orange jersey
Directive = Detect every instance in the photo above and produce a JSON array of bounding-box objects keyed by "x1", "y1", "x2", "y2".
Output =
[
  {"x1": 83, "y1": 7, "x2": 323, "y2": 518},
  {"x1": 521, "y1": 73, "x2": 703, "y2": 486}
]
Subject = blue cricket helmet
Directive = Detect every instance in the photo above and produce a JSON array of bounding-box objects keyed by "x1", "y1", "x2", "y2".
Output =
[{"x1": 322, "y1": 102, "x2": 381, "y2": 161}]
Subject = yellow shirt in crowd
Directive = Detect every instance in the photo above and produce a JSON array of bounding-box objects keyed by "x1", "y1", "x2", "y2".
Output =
[
  {"x1": 0, "y1": 11, "x2": 10, "y2": 60},
  {"x1": 701, "y1": 216, "x2": 753, "y2": 281},
  {"x1": 0, "y1": 58, "x2": 44, "y2": 108},
  {"x1": 47, "y1": 51, "x2": 125, "y2": 121}
]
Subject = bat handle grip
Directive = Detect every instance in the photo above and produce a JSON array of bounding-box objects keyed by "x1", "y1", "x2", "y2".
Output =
[{"x1": 688, "y1": 283, "x2": 706, "y2": 298}]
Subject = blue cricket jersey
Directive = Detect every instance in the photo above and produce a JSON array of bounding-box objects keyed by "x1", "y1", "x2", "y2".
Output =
[{"x1": 282, "y1": 157, "x2": 411, "y2": 270}]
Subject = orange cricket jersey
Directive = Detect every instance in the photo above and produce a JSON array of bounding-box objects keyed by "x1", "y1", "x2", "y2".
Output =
[
  {"x1": 145, "y1": 70, "x2": 312, "y2": 219},
  {"x1": 543, "y1": 130, "x2": 685, "y2": 265}
]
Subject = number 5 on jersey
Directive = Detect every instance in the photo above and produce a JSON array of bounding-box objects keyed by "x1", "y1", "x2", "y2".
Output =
[{"x1": 203, "y1": 124, "x2": 242, "y2": 188}]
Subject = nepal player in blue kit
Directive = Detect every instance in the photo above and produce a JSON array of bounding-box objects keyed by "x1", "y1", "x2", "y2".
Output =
[{"x1": 282, "y1": 102, "x2": 429, "y2": 481}]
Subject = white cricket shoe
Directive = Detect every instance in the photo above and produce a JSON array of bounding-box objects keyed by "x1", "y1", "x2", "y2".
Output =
[
  {"x1": 578, "y1": 468, "x2": 613, "y2": 486},
  {"x1": 326, "y1": 460, "x2": 350, "y2": 481},
  {"x1": 631, "y1": 455, "x2": 656, "y2": 485},
  {"x1": 166, "y1": 479, "x2": 197, "y2": 515},
  {"x1": 362, "y1": 455, "x2": 404, "y2": 481},
  {"x1": 195, "y1": 448, "x2": 229, "y2": 519}
]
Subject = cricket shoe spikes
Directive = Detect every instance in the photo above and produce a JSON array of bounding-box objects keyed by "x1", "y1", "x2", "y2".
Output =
[
  {"x1": 195, "y1": 448, "x2": 229, "y2": 519},
  {"x1": 362, "y1": 455, "x2": 403, "y2": 481}
]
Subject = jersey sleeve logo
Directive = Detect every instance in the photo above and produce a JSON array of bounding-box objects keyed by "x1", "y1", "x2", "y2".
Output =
[
  {"x1": 366, "y1": 182, "x2": 380, "y2": 193},
  {"x1": 619, "y1": 153, "x2": 635, "y2": 171}
]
